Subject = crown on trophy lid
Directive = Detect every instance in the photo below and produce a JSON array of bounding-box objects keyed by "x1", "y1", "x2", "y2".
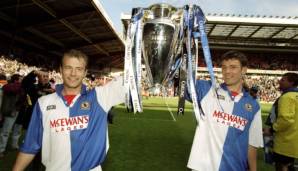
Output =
[
  {"x1": 148, "y1": 3, "x2": 176, "y2": 19},
  {"x1": 140, "y1": 3, "x2": 182, "y2": 90}
]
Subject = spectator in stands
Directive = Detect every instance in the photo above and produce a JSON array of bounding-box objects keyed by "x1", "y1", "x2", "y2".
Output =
[
  {"x1": 13, "y1": 49, "x2": 125, "y2": 171},
  {"x1": 249, "y1": 85, "x2": 259, "y2": 99},
  {"x1": 0, "y1": 73, "x2": 7, "y2": 126},
  {"x1": 187, "y1": 50, "x2": 263, "y2": 171},
  {"x1": 37, "y1": 69, "x2": 55, "y2": 96},
  {"x1": 0, "y1": 74, "x2": 23, "y2": 157},
  {"x1": 16, "y1": 71, "x2": 39, "y2": 130},
  {"x1": 264, "y1": 72, "x2": 298, "y2": 171}
]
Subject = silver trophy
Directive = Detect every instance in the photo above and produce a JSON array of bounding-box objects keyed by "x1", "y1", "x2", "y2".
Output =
[
  {"x1": 142, "y1": 4, "x2": 181, "y2": 89},
  {"x1": 125, "y1": 3, "x2": 212, "y2": 115}
]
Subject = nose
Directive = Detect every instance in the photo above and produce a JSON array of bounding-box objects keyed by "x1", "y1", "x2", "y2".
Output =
[{"x1": 70, "y1": 69, "x2": 76, "y2": 76}]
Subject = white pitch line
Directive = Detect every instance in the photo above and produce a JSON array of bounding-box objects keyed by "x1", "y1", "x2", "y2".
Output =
[{"x1": 163, "y1": 96, "x2": 176, "y2": 122}]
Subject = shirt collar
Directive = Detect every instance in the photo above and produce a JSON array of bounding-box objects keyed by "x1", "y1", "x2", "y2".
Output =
[
  {"x1": 220, "y1": 83, "x2": 249, "y2": 98},
  {"x1": 282, "y1": 87, "x2": 298, "y2": 94},
  {"x1": 55, "y1": 84, "x2": 87, "y2": 98}
]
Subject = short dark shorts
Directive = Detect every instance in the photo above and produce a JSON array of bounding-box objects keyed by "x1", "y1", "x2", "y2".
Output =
[{"x1": 273, "y1": 152, "x2": 295, "y2": 165}]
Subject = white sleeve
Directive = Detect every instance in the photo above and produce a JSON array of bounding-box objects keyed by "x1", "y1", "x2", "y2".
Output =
[
  {"x1": 95, "y1": 76, "x2": 125, "y2": 112},
  {"x1": 249, "y1": 109, "x2": 264, "y2": 147}
]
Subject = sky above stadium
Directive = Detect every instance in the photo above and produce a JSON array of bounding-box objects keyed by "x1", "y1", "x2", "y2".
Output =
[{"x1": 99, "y1": 0, "x2": 298, "y2": 33}]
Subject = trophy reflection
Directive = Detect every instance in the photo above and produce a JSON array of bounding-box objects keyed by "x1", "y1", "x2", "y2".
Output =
[{"x1": 142, "y1": 4, "x2": 178, "y2": 89}]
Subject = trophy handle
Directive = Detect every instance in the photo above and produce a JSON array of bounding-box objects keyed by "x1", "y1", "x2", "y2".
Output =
[{"x1": 161, "y1": 19, "x2": 182, "y2": 86}]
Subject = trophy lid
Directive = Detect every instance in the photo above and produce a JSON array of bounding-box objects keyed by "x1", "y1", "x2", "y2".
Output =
[{"x1": 149, "y1": 3, "x2": 176, "y2": 18}]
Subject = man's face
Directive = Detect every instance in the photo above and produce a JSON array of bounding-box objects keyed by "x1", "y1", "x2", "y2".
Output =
[
  {"x1": 221, "y1": 59, "x2": 247, "y2": 87},
  {"x1": 38, "y1": 71, "x2": 49, "y2": 85},
  {"x1": 60, "y1": 56, "x2": 87, "y2": 90},
  {"x1": 279, "y1": 76, "x2": 292, "y2": 91}
]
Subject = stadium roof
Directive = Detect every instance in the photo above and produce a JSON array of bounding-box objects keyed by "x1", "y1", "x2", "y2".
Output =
[
  {"x1": 121, "y1": 13, "x2": 298, "y2": 53},
  {"x1": 0, "y1": 0, "x2": 124, "y2": 71}
]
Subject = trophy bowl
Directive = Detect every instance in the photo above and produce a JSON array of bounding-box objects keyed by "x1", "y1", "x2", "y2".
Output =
[{"x1": 142, "y1": 3, "x2": 179, "y2": 90}]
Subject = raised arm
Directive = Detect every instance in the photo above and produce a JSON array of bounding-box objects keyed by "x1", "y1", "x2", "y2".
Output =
[{"x1": 95, "y1": 76, "x2": 125, "y2": 112}]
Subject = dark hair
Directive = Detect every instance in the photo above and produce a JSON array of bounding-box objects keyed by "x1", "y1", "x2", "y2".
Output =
[
  {"x1": 10, "y1": 74, "x2": 21, "y2": 83},
  {"x1": 283, "y1": 72, "x2": 298, "y2": 87},
  {"x1": 221, "y1": 50, "x2": 248, "y2": 67},
  {"x1": 249, "y1": 85, "x2": 259, "y2": 99},
  {"x1": 49, "y1": 78, "x2": 55, "y2": 83},
  {"x1": 250, "y1": 85, "x2": 259, "y2": 93},
  {"x1": 61, "y1": 49, "x2": 89, "y2": 68}
]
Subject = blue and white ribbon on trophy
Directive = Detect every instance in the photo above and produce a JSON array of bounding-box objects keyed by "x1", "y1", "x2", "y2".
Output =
[
  {"x1": 193, "y1": 6, "x2": 216, "y2": 86},
  {"x1": 184, "y1": 5, "x2": 216, "y2": 120},
  {"x1": 124, "y1": 4, "x2": 216, "y2": 117},
  {"x1": 184, "y1": 5, "x2": 202, "y2": 121},
  {"x1": 124, "y1": 8, "x2": 144, "y2": 113}
]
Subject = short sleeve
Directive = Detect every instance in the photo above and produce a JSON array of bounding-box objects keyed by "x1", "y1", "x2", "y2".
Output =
[
  {"x1": 249, "y1": 109, "x2": 264, "y2": 148},
  {"x1": 95, "y1": 76, "x2": 125, "y2": 112}
]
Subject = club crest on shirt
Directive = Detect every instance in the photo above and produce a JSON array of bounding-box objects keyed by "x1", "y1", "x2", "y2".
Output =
[
  {"x1": 245, "y1": 103, "x2": 253, "y2": 112},
  {"x1": 46, "y1": 105, "x2": 56, "y2": 111},
  {"x1": 80, "y1": 101, "x2": 90, "y2": 110}
]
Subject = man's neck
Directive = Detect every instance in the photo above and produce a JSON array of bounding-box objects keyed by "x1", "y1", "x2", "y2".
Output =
[
  {"x1": 62, "y1": 87, "x2": 81, "y2": 96},
  {"x1": 227, "y1": 84, "x2": 242, "y2": 93}
]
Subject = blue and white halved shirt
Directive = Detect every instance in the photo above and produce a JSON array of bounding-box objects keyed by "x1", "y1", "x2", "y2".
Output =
[
  {"x1": 20, "y1": 77, "x2": 125, "y2": 171},
  {"x1": 187, "y1": 80, "x2": 263, "y2": 171}
]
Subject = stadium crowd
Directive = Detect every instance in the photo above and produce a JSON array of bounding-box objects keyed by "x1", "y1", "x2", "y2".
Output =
[
  {"x1": 196, "y1": 73, "x2": 281, "y2": 103},
  {"x1": 198, "y1": 52, "x2": 298, "y2": 71},
  {"x1": 246, "y1": 75, "x2": 281, "y2": 103},
  {"x1": 0, "y1": 55, "x2": 292, "y2": 103},
  {"x1": 0, "y1": 56, "x2": 109, "y2": 89}
]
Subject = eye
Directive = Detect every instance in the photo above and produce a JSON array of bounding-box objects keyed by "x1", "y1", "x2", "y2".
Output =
[
  {"x1": 63, "y1": 66, "x2": 72, "y2": 70},
  {"x1": 76, "y1": 67, "x2": 84, "y2": 72}
]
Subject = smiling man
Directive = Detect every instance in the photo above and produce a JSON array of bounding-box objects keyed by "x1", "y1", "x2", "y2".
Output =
[
  {"x1": 187, "y1": 50, "x2": 264, "y2": 171},
  {"x1": 13, "y1": 49, "x2": 125, "y2": 171}
]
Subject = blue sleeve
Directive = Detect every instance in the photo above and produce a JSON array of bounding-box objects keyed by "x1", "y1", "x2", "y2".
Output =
[
  {"x1": 185, "y1": 80, "x2": 212, "y2": 102},
  {"x1": 20, "y1": 102, "x2": 43, "y2": 154}
]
